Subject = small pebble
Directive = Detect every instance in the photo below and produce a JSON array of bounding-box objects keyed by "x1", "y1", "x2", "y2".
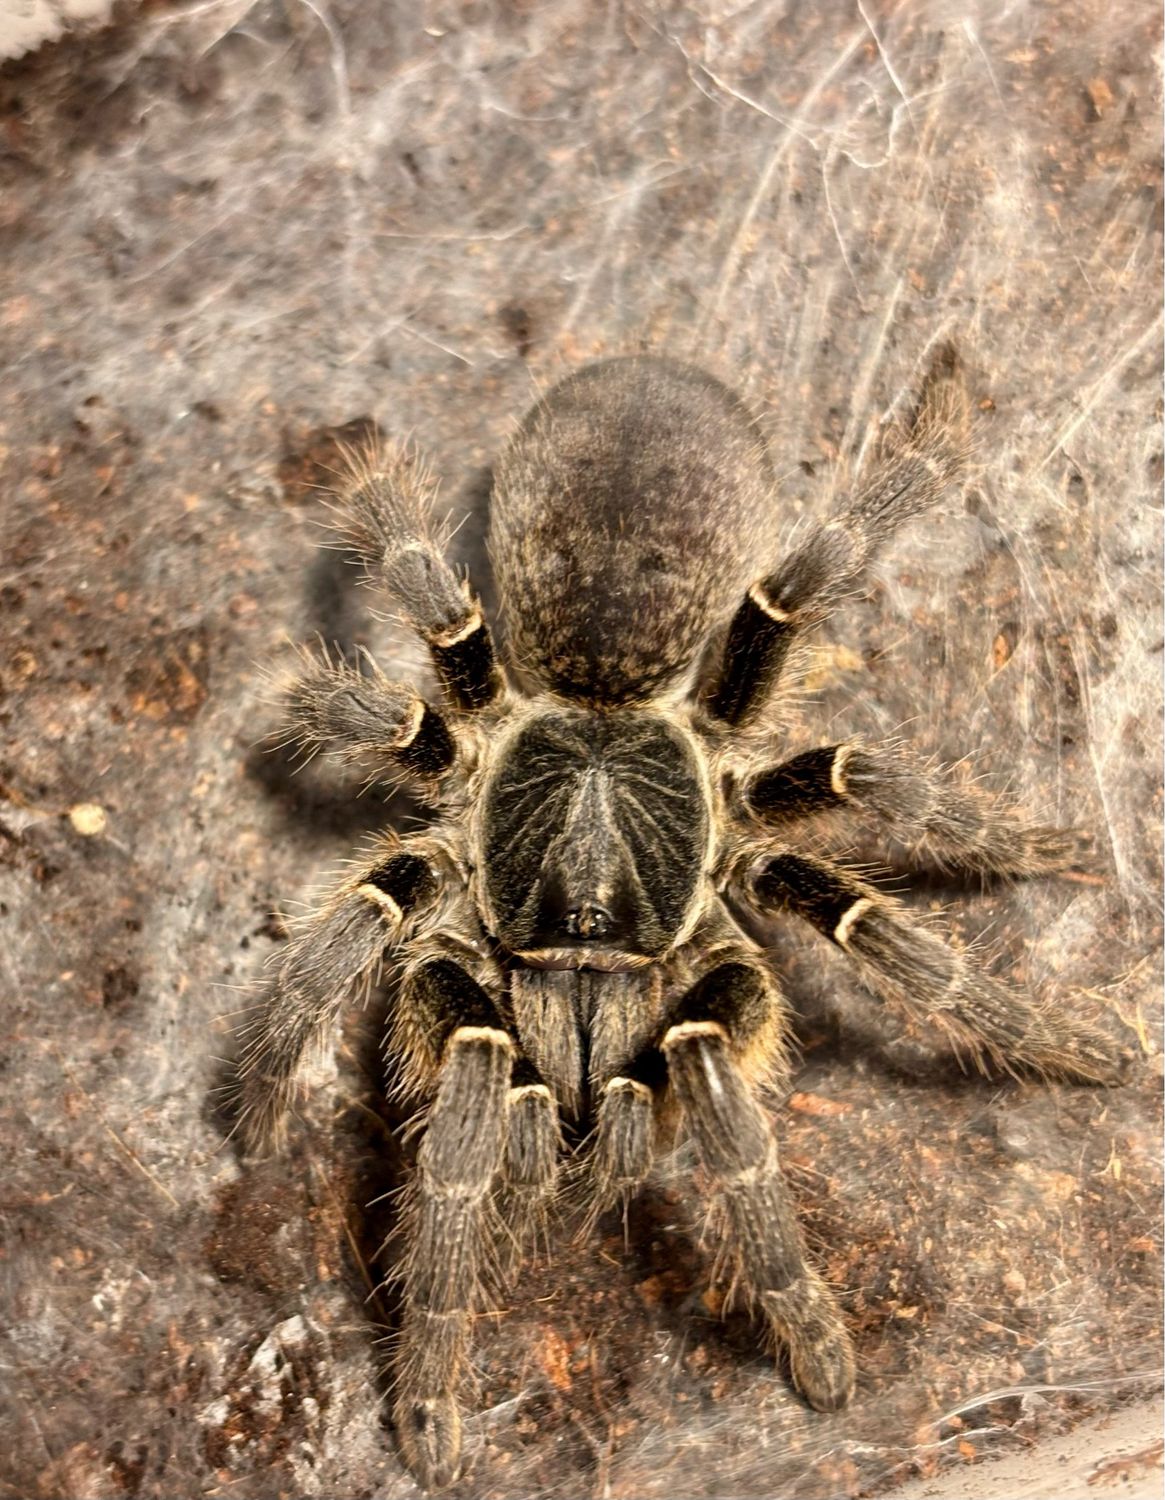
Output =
[{"x1": 68, "y1": 803, "x2": 107, "y2": 836}]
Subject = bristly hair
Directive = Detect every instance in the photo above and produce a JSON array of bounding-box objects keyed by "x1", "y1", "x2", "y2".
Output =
[{"x1": 329, "y1": 434, "x2": 456, "y2": 575}]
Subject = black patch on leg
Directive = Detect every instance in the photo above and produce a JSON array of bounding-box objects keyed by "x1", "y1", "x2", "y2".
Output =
[
  {"x1": 408, "y1": 960, "x2": 507, "y2": 1054},
  {"x1": 431, "y1": 619, "x2": 501, "y2": 711},
  {"x1": 620, "y1": 1046, "x2": 669, "y2": 1094},
  {"x1": 366, "y1": 853, "x2": 437, "y2": 912},
  {"x1": 394, "y1": 703, "x2": 457, "y2": 776},
  {"x1": 754, "y1": 854, "x2": 859, "y2": 939},
  {"x1": 511, "y1": 1054, "x2": 545, "y2": 1090},
  {"x1": 747, "y1": 746, "x2": 847, "y2": 822},
  {"x1": 672, "y1": 962, "x2": 771, "y2": 1038},
  {"x1": 708, "y1": 594, "x2": 795, "y2": 725}
]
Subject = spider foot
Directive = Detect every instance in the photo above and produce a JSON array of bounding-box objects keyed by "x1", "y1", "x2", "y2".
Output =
[
  {"x1": 763, "y1": 1278, "x2": 856, "y2": 1413},
  {"x1": 395, "y1": 1392, "x2": 462, "y2": 1491}
]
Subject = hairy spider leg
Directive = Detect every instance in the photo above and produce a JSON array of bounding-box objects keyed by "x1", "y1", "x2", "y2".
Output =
[
  {"x1": 744, "y1": 740, "x2": 1085, "y2": 879},
  {"x1": 282, "y1": 646, "x2": 457, "y2": 777},
  {"x1": 389, "y1": 960, "x2": 519, "y2": 1491},
  {"x1": 659, "y1": 961, "x2": 856, "y2": 1411},
  {"x1": 748, "y1": 849, "x2": 1126, "y2": 1083},
  {"x1": 706, "y1": 346, "x2": 969, "y2": 727},
  {"x1": 584, "y1": 958, "x2": 854, "y2": 1410},
  {"x1": 336, "y1": 441, "x2": 504, "y2": 711},
  {"x1": 238, "y1": 848, "x2": 439, "y2": 1150},
  {"x1": 496, "y1": 1052, "x2": 562, "y2": 1261}
]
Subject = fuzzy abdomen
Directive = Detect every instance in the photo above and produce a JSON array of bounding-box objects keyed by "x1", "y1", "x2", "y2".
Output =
[{"x1": 490, "y1": 356, "x2": 772, "y2": 706}]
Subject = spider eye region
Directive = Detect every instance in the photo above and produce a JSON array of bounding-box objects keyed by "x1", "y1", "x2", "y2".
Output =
[
  {"x1": 481, "y1": 709, "x2": 709, "y2": 966},
  {"x1": 562, "y1": 903, "x2": 612, "y2": 939}
]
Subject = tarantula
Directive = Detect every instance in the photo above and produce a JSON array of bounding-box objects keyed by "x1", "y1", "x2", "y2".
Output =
[{"x1": 239, "y1": 351, "x2": 1123, "y2": 1490}]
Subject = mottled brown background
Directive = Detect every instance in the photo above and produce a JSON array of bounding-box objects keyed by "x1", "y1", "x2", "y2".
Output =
[{"x1": 1, "y1": 2, "x2": 1161, "y2": 1497}]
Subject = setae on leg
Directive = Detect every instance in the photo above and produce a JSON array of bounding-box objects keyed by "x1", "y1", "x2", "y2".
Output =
[
  {"x1": 279, "y1": 645, "x2": 458, "y2": 780},
  {"x1": 747, "y1": 848, "x2": 1127, "y2": 1082},
  {"x1": 660, "y1": 962, "x2": 856, "y2": 1410},
  {"x1": 334, "y1": 440, "x2": 504, "y2": 711},
  {"x1": 605, "y1": 960, "x2": 855, "y2": 1410},
  {"x1": 237, "y1": 846, "x2": 438, "y2": 1151},
  {"x1": 705, "y1": 345, "x2": 970, "y2": 727},
  {"x1": 390, "y1": 958, "x2": 541, "y2": 1490},
  {"x1": 497, "y1": 1055, "x2": 562, "y2": 1263},
  {"x1": 744, "y1": 740, "x2": 1085, "y2": 879}
]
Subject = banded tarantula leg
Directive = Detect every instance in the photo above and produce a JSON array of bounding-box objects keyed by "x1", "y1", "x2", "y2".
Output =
[
  {"x1": 496, "y1": 1055, "x2": 562, "y2": 1263},
  {"x1": 744, "y1": 742, "x2": 1083, "y2": 879},
  {"x1": 238, "y1": 847, "x2": 439, "y2": 1151},
  {"x1": 391, "y1": 960, "x2": 517, "y2": 1490},
  {"x1": 335, "y1": 441, "x2": 503, "y2": 711},
  {"x1": 707, "y1": 345, "x2": 970, "y2": 726},
  {"x1": 749, "y1": 850, "x2": 1126, "y2": 1082},
  {"x1": 588, "y1": 1058, "x2": 664, "y2": 1216},
  {"x1": 282, "y1": 646, "x2": 456, "y2": 779},
  {"x1": 660, "y1": 963, "x2": 855, "y2": 1411}
]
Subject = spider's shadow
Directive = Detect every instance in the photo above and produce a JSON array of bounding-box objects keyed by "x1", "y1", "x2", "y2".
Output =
[
  {"x1": 213, "y1": 541, "x2": 430, "y2": 1141},
  {"x1": 340, "y1": 983, "x2": 414, "y2": 1369}
]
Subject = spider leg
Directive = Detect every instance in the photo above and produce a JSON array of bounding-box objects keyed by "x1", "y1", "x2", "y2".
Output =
[
  {"x1": 237, "y1": 845, "x2": 439, "y2": 1151},
  {"x1": 335, "y1": 440, "x2": 504, "y2": 710},
  {"x1": 745, "y1": 848, "x2": 1127, "y2": 1082},
  {"x1": 743, "y1": 741, "x2": 1083, "y2": 879},
  {"x1": 588, "y1": 1064, "x2": 662, "y2": 1214},
  {"x1": 563, "y1": 968, "x2": 667, "y2": 1217},
  {"x1": 582, "y1": 950, "x2": 778, "y2": 1217},
  {"x1": 658, "y1": 962, "x2": 855, "y2": 1411},
  {"x1": 581, "y1": 957, "x2": 853, "y2": 1408},
  {"x1": 498, "y1": 1056, "x2": 562, "y2": 1254},
  {"x1": 705, "y1": 345, "x2": 969, "y2": 727},
  {"x1": 279, "y1": 646, "x2": 457, "y2": 779},
  {"x1": 389, "y1": 958, "x2": 519, "y2": 1491}
]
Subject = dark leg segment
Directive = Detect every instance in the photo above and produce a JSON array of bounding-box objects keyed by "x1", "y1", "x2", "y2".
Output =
[
  {"x1": 660, "y1": 963, "x2": 855, "y2": 1411},
  {"x1": 403, "y1": 958, "x2": 509, "y2": 1059},
  {"x1": 392, "y1": 963, "x2": 515, "y2": 1490},
  {"x1": 752, "y1": 851, "x2": 1126, "y2": 1082},
  {"x1": 745, "y1": 741, "x2": 1081, "y2": 878},
  {"x1": 335, "y1": 441, "x2": 503, "y2": 710},
  {"x1": 281, "y1": 647, "x2": 456, "y2": 778},
  {"x1": 707, "y1": 346, "x2": 969, "y2": 726},
  {"x1": 707, "y1": 585, "x2": 800, "y2": 727},
  {"x1": 238, "y1": 847, "x2": 438, "y2": 1150}
]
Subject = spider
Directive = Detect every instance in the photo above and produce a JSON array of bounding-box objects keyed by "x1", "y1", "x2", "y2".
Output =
[{"x1": 239, "y1": 350, "x2": 1124, "y2": 1490}]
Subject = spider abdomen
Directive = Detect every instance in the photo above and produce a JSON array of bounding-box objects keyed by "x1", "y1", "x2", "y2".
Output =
[{"x1": 490, "y1": 355, "x2": 772, "y2": 706}]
